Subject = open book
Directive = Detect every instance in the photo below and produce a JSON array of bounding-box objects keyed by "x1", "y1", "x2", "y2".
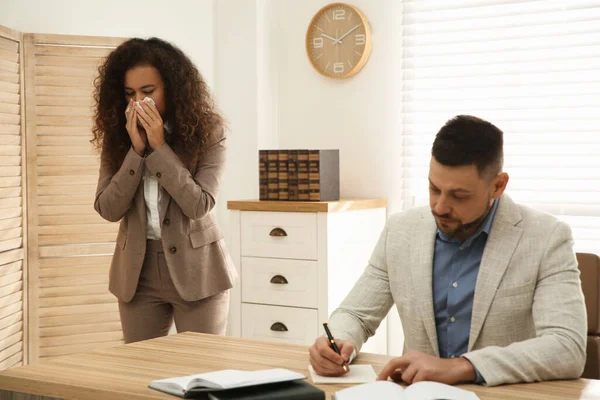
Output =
[
  {"x1": 149, "y1": 368, "x2": 306, "y2": 398},
  {"x1": 334, "y1": 380, "x2": 480, "y2": 400}
]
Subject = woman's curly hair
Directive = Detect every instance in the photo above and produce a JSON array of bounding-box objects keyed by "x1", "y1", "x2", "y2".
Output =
[{"x1": 91, "y1": 37, "x2": 224, "y2": 174}]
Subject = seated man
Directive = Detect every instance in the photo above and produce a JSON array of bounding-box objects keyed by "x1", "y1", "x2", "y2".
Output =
[{"x1": 309, "y1": 115, "x2": 587, "y2": 387}]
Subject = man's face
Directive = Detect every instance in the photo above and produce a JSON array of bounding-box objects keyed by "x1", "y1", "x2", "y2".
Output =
[{"x1": 428, "y1": 157, "x2": 506, "y2": 240}]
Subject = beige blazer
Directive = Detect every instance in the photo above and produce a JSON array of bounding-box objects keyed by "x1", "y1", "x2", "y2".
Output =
[
  {"x1": 329, "y1": 195, "x2": 587, "y2": 386},
  {"x1": 94, "y1": 129, "x2": 237, "y2": 303}
]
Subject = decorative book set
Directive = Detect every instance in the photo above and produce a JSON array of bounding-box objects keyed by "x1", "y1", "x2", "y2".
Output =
[{"x1": 259, "y1": 149, "x2": 340, "y2": 201}]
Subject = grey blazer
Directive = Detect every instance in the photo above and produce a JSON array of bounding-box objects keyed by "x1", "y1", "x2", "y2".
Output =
[
  {"x1": 94, "y1": 128, "x2": 237, "y2": 302},
  {"x1": 329, "y1": 195, "x2": 587, "y2": 386}
]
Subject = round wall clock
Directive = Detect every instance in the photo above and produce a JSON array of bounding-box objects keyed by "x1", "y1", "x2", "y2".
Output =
[{"x1": 306, "y1": 3, "x2": 372, "y2": 79}]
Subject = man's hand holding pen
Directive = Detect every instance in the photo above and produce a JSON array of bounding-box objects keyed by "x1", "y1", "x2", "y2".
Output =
[{"x1": 308, "y1": 323, "x2": 354, "y2": 377}]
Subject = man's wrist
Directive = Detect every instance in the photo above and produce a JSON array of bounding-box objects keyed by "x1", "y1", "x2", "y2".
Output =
[{"x1": 454, "y1": 356, "x2": 477, "y2": 383}]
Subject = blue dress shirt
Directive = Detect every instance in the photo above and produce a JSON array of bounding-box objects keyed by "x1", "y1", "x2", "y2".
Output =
[{"x1": 432, "y1": 199, "x2": 499, "y2": 384}]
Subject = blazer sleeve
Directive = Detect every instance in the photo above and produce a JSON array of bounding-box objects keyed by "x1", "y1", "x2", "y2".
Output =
[
  {"x1": 144, "y1": 128, "x2": 227, "y2": 220},
  {"x1": 94, "y1": 147, "x2": 145, "y2": 222},
  {"x1": 462, "y1": 221, "x2": 587, "y2": 386},
  {"x1": 328, "y1": 221, "x2": 395, "y2": 353}
]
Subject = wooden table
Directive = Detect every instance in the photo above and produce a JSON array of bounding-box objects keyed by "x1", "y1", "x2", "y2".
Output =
[{"x1": 0, "y1": 332, "x2": 599, "y2": 399}]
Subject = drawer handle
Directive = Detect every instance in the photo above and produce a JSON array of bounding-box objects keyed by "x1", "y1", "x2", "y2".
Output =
[
  {"x1": 270, "y1": 322, "x2": 288, "y2": 332},
  {"x1": 269, "y1": 227, "x2": 288, "y2": 237},
  {"x1": 270, "y1": 275, "x2": 288, "y2": 284}
]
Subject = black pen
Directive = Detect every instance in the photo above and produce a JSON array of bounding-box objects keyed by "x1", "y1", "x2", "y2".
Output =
[{"x1": 323, "y1": 322, "x2": 348, "y2": 372}]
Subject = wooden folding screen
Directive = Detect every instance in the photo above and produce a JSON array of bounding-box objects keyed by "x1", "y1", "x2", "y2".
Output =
[
  {"x1": 22, "y1": 33, "x2": 125, "y2": 362},
  {"x1": 0, "y1": 25, "x2": 27, "y2": 370}
]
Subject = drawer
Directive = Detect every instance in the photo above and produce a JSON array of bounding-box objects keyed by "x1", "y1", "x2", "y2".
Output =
[
  {"x1": 242, "y1": 257, "x2": 318, "y2": 308},
  {"x1": 241, "y1": 303, "x2": 318, "y2": 346},
  {"x1": 241, "y1": 212, "x2": 317, "y2": 260}
]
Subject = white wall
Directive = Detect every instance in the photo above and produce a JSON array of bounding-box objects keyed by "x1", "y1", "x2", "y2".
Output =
[
  {"x1": 213, "y1": 0, "x2": 259, "y2": 245},
  {"x1": 0, "y1": 0, "x2": 215, "y2": 87}
]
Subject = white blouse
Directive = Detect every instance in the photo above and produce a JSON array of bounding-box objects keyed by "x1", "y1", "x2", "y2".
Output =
[
  {"x1": 143, "y1": 122, "x2": 171, "y2": 240},
  {"x1": 143, "y1": 168, "x2": 162, "y2": 240}
]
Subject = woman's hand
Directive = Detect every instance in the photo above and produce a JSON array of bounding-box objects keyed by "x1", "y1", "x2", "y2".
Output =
[
  {"x1": 136, "y1": 99, "x2": 166, "y2": 150},
  {"x1": 125, "y1": 99, "x2": 146, "y2": 156}
]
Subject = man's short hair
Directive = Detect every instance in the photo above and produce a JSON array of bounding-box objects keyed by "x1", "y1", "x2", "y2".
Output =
[{"x1": 432, "y1": 115, "x2": 504, "y2": 179}]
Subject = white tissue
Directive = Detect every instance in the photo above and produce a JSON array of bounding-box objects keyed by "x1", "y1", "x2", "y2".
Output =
[{"x1": 135, "y1": 96, "x2": 155, "y2": 110}]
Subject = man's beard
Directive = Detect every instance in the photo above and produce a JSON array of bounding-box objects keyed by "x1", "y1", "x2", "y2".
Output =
[{"x1": 432, "y1": 199, "x2": 493, "y2": 239}]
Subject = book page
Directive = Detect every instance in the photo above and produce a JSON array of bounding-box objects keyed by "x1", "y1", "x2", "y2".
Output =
[
  {"x1": 404, "y1": 381, "x2": 480, "y2": 400},
  {"x1": 150, "y1": 375, "x2": 199, "y2": 392},
  {"x1": 151, "y1": 368, "x2": 305, "y2": 393},
  {"x1": 308, "y1": 365, "x2": 377, "y2": 384},
  {"x1": 334, "y1": 381, "x2": 405, "y2": 400},
  {"x1": 188, "y1": 368, "x2": 305, "y2": 390}
]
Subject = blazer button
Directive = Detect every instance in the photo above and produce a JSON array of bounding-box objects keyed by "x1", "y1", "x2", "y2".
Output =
[
  {"x1": 129, "y1": 169, "x2": 135, "y2": 175},
  {"x1": 156, "y1": 172, "x2": 162, "y2": 178},
  {"x1": 163, "y1": 218, "x2": 170, "y2": 226},
  {"x1": 170, "y1": 246, "x2": 177, "y2": 254}
]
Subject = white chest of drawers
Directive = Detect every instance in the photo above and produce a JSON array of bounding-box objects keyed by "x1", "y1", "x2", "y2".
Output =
[{"x1": 227, "y1": 199, "x2": 388, "y2": 354}]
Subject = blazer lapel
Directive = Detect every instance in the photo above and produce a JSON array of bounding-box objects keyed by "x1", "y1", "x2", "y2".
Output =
[
  {"x1": 468, "y1": 195, "x2": 524, "y2": 350},
  {"x1": 411, "y1": 211, "x2": 439, "y2": 356},
  {"x1": 157, "y1": 140, "x2": 185, "y2": 223}
]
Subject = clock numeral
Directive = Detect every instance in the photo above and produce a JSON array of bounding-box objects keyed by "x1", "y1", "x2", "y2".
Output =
[
  {"x1": 313, "y1": 37, "x2": 324, "y2": 49},
  {"x1": 333, "y1": 9, "x2": 345, "y2": 20},
  {"x1": 333, "y1": 62, "x2": 345, "y2": 74},
  {"x1": 355, "y1": 34, "x2": 366, "y2": 45}
]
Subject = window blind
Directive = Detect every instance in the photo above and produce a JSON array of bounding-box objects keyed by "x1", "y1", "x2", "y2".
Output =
[{"x1": 401, "y1": 0, "x2": 600, "y2": 253}]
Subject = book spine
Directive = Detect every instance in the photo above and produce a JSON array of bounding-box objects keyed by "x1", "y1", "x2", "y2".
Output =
[
  {"x1": 259, "y1": 150, "x2": 268, "y2": 200},
  {"x1": 297, "y1": 150, "x2": 310, "y2": 201},
  {"x1": 278, "y1": 150, "x2": 289, "y2": 201},
  {"x1": 267, "y1": 150, "x2": 279, "y2": 200},
  {"x1": 308, "y1": 150, "x2": 320, "y2": 201},
  {"x1": 288, "y1": 150, "x2": 299, "y2": 201}
]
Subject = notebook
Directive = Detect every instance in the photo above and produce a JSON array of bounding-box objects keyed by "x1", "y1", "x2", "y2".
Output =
[
  {"x1": 149, "y1": 368, "x2": 305, "y2": 398},
  {"x1": 333, "y1": 380, "x2": 480, "y2": 400},
  {"x1": 308, "y1": 364, "x2": 377, "y2": 384},
  {"x1": 206, "y1": 380, "x2": 325, "y2": 400}
]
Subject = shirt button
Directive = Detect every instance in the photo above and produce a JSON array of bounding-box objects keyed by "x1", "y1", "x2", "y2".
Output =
[
  {"x1": 156, "y1": 172, "x2": 162, "y2": 178},
  {"x1": 450, "y1": 316, "x2": 456, "y2": 323},
  {"x1": 169, "y1": 246, "x2": 177, "y2": 254},
  {"x1": 129, "y1": 169, "x2": 135, "y2": 175},
  {"x1": 164, "y1": 218, "x2": 170, "y2": 226},
  {"x1": 452, "y1": 281, "x2": 458, "y2": 288}
]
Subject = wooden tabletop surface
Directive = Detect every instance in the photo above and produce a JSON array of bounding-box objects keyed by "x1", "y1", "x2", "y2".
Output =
[{"x1": 0, "y1": 332, "x2": 598, "y2": 399}]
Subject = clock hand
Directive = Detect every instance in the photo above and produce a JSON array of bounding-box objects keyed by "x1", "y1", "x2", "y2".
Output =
[
  {"x1": 333, "y1": 24, "x2": 361, "y2": 45},
  {"x1": 321, "y1": 33, "x2": 341, "y2": 43}
]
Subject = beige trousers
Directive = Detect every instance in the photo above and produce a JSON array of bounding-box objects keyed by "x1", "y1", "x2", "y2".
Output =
[{"x1": 118, "y1": 239, "x2": 230, "y2": 344}]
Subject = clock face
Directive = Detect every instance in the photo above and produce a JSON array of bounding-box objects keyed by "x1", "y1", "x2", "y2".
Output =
[{"x1": 306, "y1": 3, "x2": 372, "y2": 79}]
